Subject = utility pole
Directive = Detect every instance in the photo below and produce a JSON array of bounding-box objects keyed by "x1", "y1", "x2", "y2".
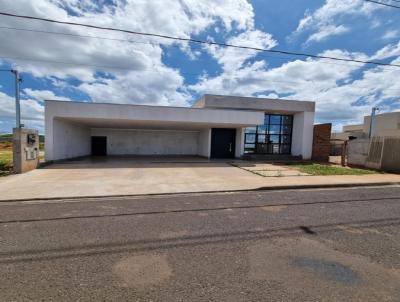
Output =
[
  {"x1": 11, "y1": 69, "x2": 22, "y2": 128},
  {"x1": 368, "y1": 107, "x2": 379, "y2": 138}
]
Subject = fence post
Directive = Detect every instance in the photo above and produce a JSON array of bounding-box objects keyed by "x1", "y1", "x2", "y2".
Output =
[{"x1": 341, "y1": 141, "x2": 347, "y2": 167}]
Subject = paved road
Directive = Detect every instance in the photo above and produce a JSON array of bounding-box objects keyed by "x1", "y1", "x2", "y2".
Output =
[{"x1": 1, "y1": 186, "x2": 400, "y2": 301}]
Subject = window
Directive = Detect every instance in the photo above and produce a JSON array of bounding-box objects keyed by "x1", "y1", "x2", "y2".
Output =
[{"x1": 245, "y1": 114, "x2": 293, "y2": 154}]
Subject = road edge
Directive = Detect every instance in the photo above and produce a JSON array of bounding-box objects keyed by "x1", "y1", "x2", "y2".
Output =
[{"x1": 0, "y1": 182, "x2": 399, "y2": 203}]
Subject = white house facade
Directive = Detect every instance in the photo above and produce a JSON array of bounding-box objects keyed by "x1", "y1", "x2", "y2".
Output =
[{"x1": 44, "y1": 94, "x2": 315, "y2": 161}]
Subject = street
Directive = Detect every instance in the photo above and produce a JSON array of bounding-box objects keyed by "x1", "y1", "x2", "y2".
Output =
[{"x1": 1, "y1": 186, "x2": 400, "y2": 301}]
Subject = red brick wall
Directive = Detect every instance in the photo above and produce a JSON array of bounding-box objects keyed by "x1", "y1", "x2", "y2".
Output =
[{"x1": 312, "y1": 123, "x2": 332, "y2": 162}]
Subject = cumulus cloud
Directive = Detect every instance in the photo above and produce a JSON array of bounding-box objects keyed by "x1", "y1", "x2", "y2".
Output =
[
  {"x1": 0, "y1": 91, "x2": 44, "y2": 121},
  {"x1": 382, "y1": 30, "x2": 400, "y2": 40},
  {"x1": 190, "y1": 47, "x2": 400, "y2": 125},
  {"x1": 0, "y1": 0, "x2": 256, "y2": 105},
  {"x1": 292, "y1": 0, "x2": 382, "y2": 44},
  {"x1": 306, "y1": 25, "x2": 349, "y2": 43},
  {"x1": 0, "y1": 0, "x2": 399, "y2": 133},
  {"x1": 205, "y1": 29, "x2": 277, "y2": 72},
  {"x1": 23, "y1": 88, "x2": 71, "y2": 101}
]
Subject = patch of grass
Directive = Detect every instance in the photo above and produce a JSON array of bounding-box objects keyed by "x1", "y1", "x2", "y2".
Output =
[
  {"x1": 0, "y1": 148, "x2": 13, "y2": 176},
  {"x1": 289, "y1": 163, "x2": 379, "y2": 176}
]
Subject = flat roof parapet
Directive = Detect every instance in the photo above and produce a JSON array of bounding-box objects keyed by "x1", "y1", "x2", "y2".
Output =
[{"x1": 193, "y1": 94, "x2": 315, "y2": 113}]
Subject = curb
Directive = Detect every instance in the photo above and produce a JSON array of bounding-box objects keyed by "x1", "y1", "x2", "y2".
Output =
[{"x1": 0, "y1": 182, "x2": 399, "y2": 203}]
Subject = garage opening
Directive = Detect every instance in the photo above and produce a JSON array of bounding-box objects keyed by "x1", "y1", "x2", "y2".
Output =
[
  {"x1": 211, "y1": 128, "x2": 236, "y2": 158},
  {"x1": 91, "y1": 136, "x2": 107, "y2": 156}
]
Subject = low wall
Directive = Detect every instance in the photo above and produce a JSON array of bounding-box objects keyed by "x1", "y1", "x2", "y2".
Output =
[
  {"x1": 347, "y1": 137, "x2": 400, "y2": 171},
  {"x1": 381, "y1": 137, "x2": 400, "y2": 171},
  {"x1": 347, "y1": 139, "x2": 369, "y2": 167}
]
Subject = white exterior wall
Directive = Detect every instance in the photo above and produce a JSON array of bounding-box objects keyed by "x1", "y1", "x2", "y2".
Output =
[
  {"x1": 364, "y1": 112, "x2": 400, "y2": 137},
  {"x1": 197, "y1": 129, "x2": 211, "y2": 158},
  {"x1": 50, "y1": 119, "x2": 90, "y2": 161},
  {"x1": 291, "y1": 111, "x2": 315, "y2": 159},
  {"x1": 91, "y1": 128, "x2": 199, "y2": 156},
  {"x1": 45, "y1": 100, "x2": 264, "y2": 127}
]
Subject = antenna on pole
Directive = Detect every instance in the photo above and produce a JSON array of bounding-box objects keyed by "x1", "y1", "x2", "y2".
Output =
[
  {"x1": 368, "y1": 107, "x2": 379, "y2": 138},
  {"x1": 11, "y1": 69, "x2": 22, "y2": 128}
]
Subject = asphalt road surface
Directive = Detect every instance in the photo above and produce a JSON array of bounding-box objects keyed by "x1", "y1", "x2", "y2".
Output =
[{"x1": 1, "y1": 186, "x2": 400, "y2": 301}]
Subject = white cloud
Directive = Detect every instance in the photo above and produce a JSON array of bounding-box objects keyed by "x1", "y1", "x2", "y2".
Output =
[
  {"x1": 292, "y1": 0, "x2": 382, "y2": 44},
  {"x1": 0, "y1": 91, "x2": 44, "y2": 122},
  {"x1": 205, "y1": 29, "x2": 277, "y2": 72},
  {"x1": 0, "y1": 0, "x2": 256, "y2": 93},
  {"x1": 382, "y1": 30, "x2": 399, "y2": 40},
  {"x1": 190, "y1": 47, "x2": 400, "y2": 125},
  {"x1": 0, "y1": 0, "x2": 259, "y2": 129},
  {"x1": 370, "y1": 41, "x2": 400, "y2": 60},
  {"x1": 306, "y1": 25, "x2": 349, "y2": 43},
  {"x1": 23, "y1": 88, "x2": 71, "y2": 101}
]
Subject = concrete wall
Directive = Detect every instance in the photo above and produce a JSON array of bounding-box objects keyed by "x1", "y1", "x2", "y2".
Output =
[
  {"x1": 381, "y1": 137, "x2": 400, "y2": 171},
  {"x1": 343, "y1": 124, "x2": 363, "y2": 132},
  {"x1": 347, "y1": 137, "x2": 400, "y2": 172},
  {"x1": 91, "y1": 128, "x2": 199, "y2": 156},
  {"x1": 291, "y1": 112, "x2": 314, "y2": 159},
  {"x1": 347, "y1": 139, "x2": 369, "y2": 167},
  {"x1": 194, "y1": 94, "x2": 315, "y2": 113},
  {"x1": 50, "y1": 119, "x2": 91, "y2": 161},
  {"x1": 364, "y1": 112, "x2": 400, "y2": 137},
  {"x1": 12, "y1": 128, "x2": 40, "y2": 173},
  {"x1": 45, "y1": 100, "x2": 264, "y2": 128},
  {"x1": 197, "y1": 128, "x2": 211, "y2": 158}
]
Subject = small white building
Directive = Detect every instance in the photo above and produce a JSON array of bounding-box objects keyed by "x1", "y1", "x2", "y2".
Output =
[
  {"x1": 44, "y1": 94, "x2": 315, "y2": 161},
  {"x1": 332, "y1": 111, "x2": 400, "y2": 140}
]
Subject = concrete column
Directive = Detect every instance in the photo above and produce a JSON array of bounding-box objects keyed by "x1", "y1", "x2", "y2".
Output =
[
  {"x1": 12, "y1": 128, "x2": 40, "y2": 173},
  {"x1": 235, "y1": 127, "x2": 245, "y2": 158},
  {"x1": 197, "y1": 128, "x2": 211, "y2": 158},
  {"x1": 292, "y1": 112, "x2": 315, "y2": 159}
]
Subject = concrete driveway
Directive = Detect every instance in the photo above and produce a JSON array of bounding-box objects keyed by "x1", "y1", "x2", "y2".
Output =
[
  {"x1": 0, "y1": 157, "x2": 265, "y2": 200},
  {"x1": 1, "y1": 156, "x2": 400, "y2": 201}
]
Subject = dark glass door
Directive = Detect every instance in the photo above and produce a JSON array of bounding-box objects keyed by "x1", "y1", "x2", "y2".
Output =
[
  {"x1": 91, "y1": 136, "x2": 107, "y2": 156},
  {"x1": 211, "y1": 128, "x2": 236, "y2": 158}
]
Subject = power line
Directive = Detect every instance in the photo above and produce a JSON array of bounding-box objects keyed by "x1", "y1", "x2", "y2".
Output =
[
  {"x1": 0, "y1": 54, "x2": 321, "y2": 86},
  {"x1": 0, "y1": 11, "x2": 400, "y2": 68},
  {"x1": 0, "y1": 54, "x2": 317, "y2": 84},
  {"x1": 2, "y1": 55, "x2": 400, "y2": 92},
  {"x1": 0, "y1": 26, "x2": 156, "y2": 46},
  {"x1": 2, "y1": 25, "x2": 400, "y2": 72},
  {"x1": 364, "y1": 0, "x2": 400, "y2": 8},
  {"x1": 2, "y1": 23, "x2": 400, "y2": 73}
]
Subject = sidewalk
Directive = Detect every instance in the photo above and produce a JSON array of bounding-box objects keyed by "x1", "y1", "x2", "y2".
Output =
[{"x1": 0, "y1": 158, "x2": 399, "y2": 201}]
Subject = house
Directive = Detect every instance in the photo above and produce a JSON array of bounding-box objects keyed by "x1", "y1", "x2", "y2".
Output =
[
  {"x1": 332, "y1": 111, "x2": 400, "y2": 141},
  {"x1": 331, "y1": 124, "x2": 364, "y2": 141},
  {"x1": 44, "y1": 95, "x2": 315, "y2": 161}
]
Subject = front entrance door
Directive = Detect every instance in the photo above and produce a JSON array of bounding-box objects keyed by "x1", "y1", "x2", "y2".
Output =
[
  {"x1": 91, "y1": 136, "x2": 107, "y2": 156},
  {"x1": 211, "y1": 128, "x2": 236, "y2": 158}
]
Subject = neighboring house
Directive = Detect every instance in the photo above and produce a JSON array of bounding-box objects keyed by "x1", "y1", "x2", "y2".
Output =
[
  {"x1": 331, "y1": 124, "x2": 364, "y2": 141},
  {"x1": 44, "y1": 94, "x2": 315, "y2": 161},
  {"x1": 363, "y1": 112, "x2": 400, "y2": 137},
  {"x1": 332, "y1": 111, "x2": 400, "y2": 141}
]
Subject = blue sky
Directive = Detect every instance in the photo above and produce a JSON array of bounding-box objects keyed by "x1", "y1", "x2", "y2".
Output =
[{"x1": 0, "y1": 0, "x2": 399, "y2": 134}]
